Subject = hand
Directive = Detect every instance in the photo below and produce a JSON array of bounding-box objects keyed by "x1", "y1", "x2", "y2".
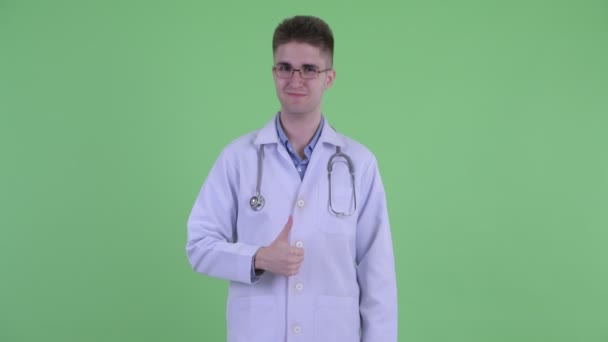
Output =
[{"x1": 254, "y1": 216, "x2": 304, "y2": 277}]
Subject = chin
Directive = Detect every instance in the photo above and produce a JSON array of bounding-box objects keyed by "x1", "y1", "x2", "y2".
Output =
[{"x1": 281, "y1": 105, "x2": 314, "y2": 116}]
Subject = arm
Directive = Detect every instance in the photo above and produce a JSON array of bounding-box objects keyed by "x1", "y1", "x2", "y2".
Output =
[
  {"x1": 356, "y1": 156, "x2": 398, "y2": 342},
  {"x1": 186, "y1": 148, "x2": 261, "y2": 284}
]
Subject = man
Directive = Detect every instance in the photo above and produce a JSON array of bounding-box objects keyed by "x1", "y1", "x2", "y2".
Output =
[{"x1": 187, "y1": 15, "x2": 397, "y2": 342}]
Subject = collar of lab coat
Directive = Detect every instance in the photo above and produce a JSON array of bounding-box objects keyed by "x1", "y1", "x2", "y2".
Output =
[{"x1": 253, "y1": 113, "x2": 345, "y2": 148}]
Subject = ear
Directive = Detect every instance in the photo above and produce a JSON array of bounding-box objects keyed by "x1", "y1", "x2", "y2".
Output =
[{"x1": 324, "y1": 69, "x2": 336, "y2": 89}]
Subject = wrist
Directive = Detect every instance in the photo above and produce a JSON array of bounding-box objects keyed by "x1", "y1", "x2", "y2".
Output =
[{"x1": 254, "y1": 247, "x2": 266, "y2": 270}]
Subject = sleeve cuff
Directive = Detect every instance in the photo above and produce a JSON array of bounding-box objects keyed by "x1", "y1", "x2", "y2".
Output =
[{"x1": 250, "y1": 248, "x2": 265, "y2": 283}]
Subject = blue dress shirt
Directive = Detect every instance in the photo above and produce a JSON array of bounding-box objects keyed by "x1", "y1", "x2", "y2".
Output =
[{"x1": 275, "y1": 115, "x2": 324, "y2": 180}]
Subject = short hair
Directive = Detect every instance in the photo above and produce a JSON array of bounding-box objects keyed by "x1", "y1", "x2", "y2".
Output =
[{"x1": 272, "y1": 16, "x2": 334, "y2": 65}]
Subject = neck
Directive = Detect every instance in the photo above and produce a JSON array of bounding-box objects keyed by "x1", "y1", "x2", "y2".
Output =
[{"x1": 278, "y1": 111, "x2": 322, "y2": 159}]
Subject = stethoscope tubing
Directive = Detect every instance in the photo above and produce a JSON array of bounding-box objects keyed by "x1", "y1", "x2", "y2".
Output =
[{"x1": 250, "y1": 144, "x2": 356, "y2": 216}]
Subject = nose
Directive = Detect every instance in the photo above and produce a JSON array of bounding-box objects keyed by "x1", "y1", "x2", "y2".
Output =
[
  {"x1": 295, "y1": 69, "x2": 307, "y2": 79},
  {"x1": 289, "y1": 69, "x2": 306, "y2": 84}
]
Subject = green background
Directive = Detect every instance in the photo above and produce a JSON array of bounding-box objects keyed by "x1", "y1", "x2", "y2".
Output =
[{"x1": 1, "y1": 0, "x2": 607, "y2": 341}]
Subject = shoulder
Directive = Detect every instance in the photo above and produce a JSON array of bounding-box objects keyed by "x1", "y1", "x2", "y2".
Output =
[
  {"x1": 320, "y1": 118, "x2": 376, "y2": 164},
  {"x1": 223, "y1": 130, "x2": 258, "y2": 153},
  {"x1": 336, "y1": 131, "x2": 378, "y2": 167},
  {"x1": 210, "y1": 130, "x2": 259, "y2": 168}
]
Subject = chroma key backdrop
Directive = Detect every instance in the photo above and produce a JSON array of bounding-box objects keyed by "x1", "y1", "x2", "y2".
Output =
[{"x1": 1, "y1": 0, "x2": 606, "y2": 341}]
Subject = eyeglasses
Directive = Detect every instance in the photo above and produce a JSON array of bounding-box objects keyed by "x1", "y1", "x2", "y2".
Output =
[{"x1": 273, "y1": 64, "x2": 332, "y2": 79}]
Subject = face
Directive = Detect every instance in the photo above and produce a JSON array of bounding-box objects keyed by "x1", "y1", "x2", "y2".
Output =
[{"x1": 272, "y1": 42, "x2": 336, "y2": 118}]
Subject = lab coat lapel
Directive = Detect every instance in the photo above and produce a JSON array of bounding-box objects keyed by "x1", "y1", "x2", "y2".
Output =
[
  {"x1": 318, "y1": 116, "x2": 346, "y2": 148},
  {"x1": 253, "y1": 114, "x2": 297, "y2": 175},
  {"x1": 300, "y1": 116, "x2": 346, "y2": 189},
  {"x1": 253, "y1": 114, "x2": 280, "y2": 146}
]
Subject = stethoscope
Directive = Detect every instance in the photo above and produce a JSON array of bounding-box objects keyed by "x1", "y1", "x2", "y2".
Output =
[{"x1": 249, "y1": 144, "x2": 357, "y2": 216}]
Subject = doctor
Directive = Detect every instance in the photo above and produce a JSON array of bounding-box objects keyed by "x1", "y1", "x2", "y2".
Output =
[{"x1": 187, "y1": 15, "x2": 397, "y2": 342}]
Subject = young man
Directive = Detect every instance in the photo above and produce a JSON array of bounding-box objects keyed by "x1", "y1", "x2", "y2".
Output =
[{"x1": 187, "y1": 15, "x2": 397, "y2": 342}]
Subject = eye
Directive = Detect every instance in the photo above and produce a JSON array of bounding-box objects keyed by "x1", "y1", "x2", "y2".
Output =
[
  {"x1": 277, "y1": 64, "x2": 292, "y2": 71},
  {"x1": 302, "y1": 66, "x2": 319, "y2": 73}
]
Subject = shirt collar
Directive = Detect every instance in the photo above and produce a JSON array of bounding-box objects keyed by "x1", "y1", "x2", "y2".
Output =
[
  {"x1": 254, "y1": 113, "x2": 345, "y2": 148},
  {"x1": 275, "y1": 114, "x2": 324, "y2": 155}
]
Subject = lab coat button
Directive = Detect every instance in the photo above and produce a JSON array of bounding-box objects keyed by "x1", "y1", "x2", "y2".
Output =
[
  {"x1": 295, "y1": 282, "x2": 304, "y2": 291},
  {"x1": 295, "y1": 241, "x2": 304, "y2": 248},
  {"x1": 297, "y1": 199, "x2": 305, "y2": 208},
  {"x1": 293, "y1": 325, "x2": 302, "y2": 334}
]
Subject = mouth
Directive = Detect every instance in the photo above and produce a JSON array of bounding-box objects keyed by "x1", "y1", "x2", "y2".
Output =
[{"x1": 286, "y1": 92, "x2": 307, "y2": 98}]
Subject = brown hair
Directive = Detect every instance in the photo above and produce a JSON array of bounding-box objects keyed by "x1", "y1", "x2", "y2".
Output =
[{"x1": 272, "y1": 16, "x2": 334, "y2": 65}]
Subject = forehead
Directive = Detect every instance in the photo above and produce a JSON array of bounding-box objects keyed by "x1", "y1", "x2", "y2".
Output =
[{"x1": 273, "y1": 42, "x2": 330, "y2": 66}]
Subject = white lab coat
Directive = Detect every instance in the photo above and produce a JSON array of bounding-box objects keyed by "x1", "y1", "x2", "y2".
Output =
[{"x1": 187, "y1": 115, "x2": 397, "y2": 342}]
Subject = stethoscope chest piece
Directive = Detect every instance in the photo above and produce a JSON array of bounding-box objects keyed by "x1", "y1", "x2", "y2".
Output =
[
  {"x1": 249, "y1": 194, "x2": 265, "y2": 211},
  {"x1": 249, "y1": 143, "x2": 356, "y2": 216}
]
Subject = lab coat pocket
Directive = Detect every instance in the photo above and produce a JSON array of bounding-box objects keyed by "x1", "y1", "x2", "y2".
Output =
[
  {"x1": 314, "y1": 295, "x2": 360, "y2": 342},
  {"x1": 226, "y1": 295, "x2": 279, "y2": 341}
]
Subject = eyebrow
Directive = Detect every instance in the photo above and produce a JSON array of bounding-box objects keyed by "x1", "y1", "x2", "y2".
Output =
[{"x1": 276, "y1": 62, "x2": 320, "y2": 69}]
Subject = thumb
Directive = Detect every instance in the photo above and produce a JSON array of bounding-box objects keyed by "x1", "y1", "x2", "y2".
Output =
[{"x1": 276, "y1": 215, "x2": 293, "y2": 242}]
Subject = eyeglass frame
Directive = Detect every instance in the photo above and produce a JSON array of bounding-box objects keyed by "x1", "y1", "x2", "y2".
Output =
[{"x1": 273, "y1": 64, "x2": 333, "y2": 79}]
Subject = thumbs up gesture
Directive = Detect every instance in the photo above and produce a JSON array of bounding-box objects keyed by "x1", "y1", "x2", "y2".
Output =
[{"x1": 254, "y1": 216, "x2": 304, "y2": 277}]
